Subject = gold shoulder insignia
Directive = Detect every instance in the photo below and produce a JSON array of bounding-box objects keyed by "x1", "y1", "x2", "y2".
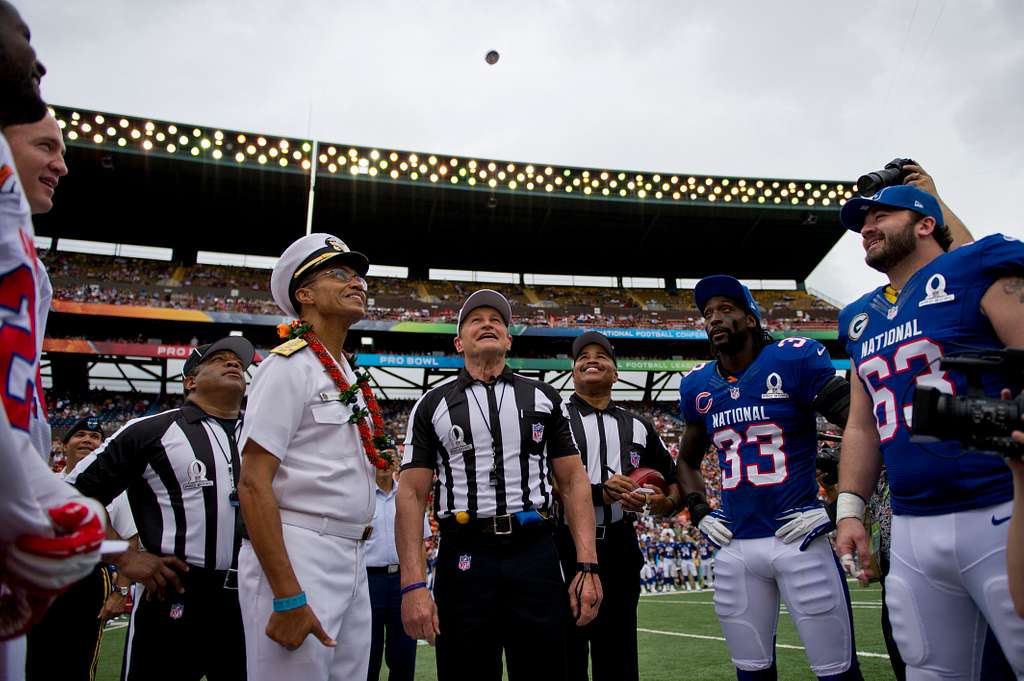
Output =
[{"x1": 271, "y1": 338, "x2": 308, "y2": 357}]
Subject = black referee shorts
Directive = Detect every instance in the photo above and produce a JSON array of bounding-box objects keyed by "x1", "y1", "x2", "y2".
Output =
[
  {"x1": 26, "y1": 563, "x2": 110, "y2": 681},
  {"x1": 556, "y1": 520, "x2": 644, "y2": 681},
  {"x1": 433, "y1": 524, "x2": 568, "y2": 681},
  {"x1": 121, "y1": 565, "x2": 245, "y2": 681}
]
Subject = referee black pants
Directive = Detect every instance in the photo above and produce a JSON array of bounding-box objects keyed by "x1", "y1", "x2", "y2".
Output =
[
  {"x1": 556, "y1": 520, "x2": 644, "y2": 681},
  {"x1": 434, "y1": 525, "x2": 568, "y2": 681},
  {"x1": 121, "y1": 565, "x2": 245, "y2": 681},
  {"x1": 26, "y1": 563, "x2": 110, "y2": 681}
]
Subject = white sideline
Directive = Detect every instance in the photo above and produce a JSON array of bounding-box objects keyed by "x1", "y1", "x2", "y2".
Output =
[{"x1": 637, "y1": 628, "x2": 891, "y2": 659}]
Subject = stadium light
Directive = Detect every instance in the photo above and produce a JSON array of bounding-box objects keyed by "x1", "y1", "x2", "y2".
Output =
[{"x1": 52, "y1": 104, "x2": 854, "y2": 210}]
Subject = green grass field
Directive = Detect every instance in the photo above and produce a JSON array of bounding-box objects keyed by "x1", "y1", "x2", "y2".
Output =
[{"x1": 95, "y1": 581, "x2": 897, "y2": 680}]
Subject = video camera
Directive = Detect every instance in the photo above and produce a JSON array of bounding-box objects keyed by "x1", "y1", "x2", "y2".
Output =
[{"x1": 911, "y1": 348, "x2": 1024, "y2": 459}]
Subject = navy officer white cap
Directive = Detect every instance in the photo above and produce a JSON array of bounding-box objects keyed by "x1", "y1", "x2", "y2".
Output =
[{"x1": 270, "y1": 233, "x2": 370, "y2": 318}]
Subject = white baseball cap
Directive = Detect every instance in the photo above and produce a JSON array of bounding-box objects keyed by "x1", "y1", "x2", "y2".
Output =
[{"x1": 271, "y1": 233, "x2": 370, "y2": 318}]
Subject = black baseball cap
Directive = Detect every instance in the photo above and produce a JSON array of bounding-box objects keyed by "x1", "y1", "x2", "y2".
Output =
[
  {"x1": 572, "y1": 331, "x2": 616, "y2": 364},
  {"x1": 183, "y1": 336, "x2": 255, "y2": 377},
  {"x1": 456, "y1": 289, "x2": 512, "y2": 329},
  {"x1": 63, "y1": 416, "x2": 103, "y2": 445}
]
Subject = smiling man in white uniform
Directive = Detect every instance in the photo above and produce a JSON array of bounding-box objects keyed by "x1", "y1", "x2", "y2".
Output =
[{"x1": 237, "y1": 233, "x2": 379, "y2": 681}]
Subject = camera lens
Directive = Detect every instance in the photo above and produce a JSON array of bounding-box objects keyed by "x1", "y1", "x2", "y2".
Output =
[{"x1": 856, "y1": 172, "x2": 885, "y2": 196}]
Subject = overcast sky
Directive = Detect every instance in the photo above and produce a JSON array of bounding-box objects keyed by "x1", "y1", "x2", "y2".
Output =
[{"x1": 22, "y1": 0, "x2": 1024, "y2": 305}]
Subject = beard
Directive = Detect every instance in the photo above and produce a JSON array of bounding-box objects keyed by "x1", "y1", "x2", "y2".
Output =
[
  {"x1": 708, "y1": 324, "x2": 750, "y2": 356},
  {"x1": 865, "y1": 217, "x2": 917, "y2": 273}
]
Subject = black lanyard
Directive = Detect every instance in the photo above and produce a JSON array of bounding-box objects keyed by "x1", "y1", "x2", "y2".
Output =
[
  {"x1": 468, "y1": 380, "x2": 507, "y2": 487},
  {"x1": 200, "y1": 418, "x2": 240, "y2": 506}
]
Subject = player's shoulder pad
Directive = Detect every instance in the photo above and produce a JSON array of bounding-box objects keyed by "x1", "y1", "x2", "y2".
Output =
[
  {"x1": 679, "y1": 361, "x2": 713, "y2": 395},
  {"x1": 838, "y1": 290, "x2": 877, "y2": 346},
  {"x1": 772, "y1": 336, "x2": 827, "y2": 359},
  {"x1": 946, "y1": 233, "x2": 1024, "y2": 282},
  {"x1": 270, "y1": 337, "x2": 308, "y2": 357}
]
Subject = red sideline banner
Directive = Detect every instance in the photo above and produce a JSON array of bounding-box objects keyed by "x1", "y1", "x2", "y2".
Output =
[
  {"x1": 43, "y1": 339, "x2": 265, "y2": 363},
  {"x1": 43, "y1": 339, "x2": 197, "y2": 358}
]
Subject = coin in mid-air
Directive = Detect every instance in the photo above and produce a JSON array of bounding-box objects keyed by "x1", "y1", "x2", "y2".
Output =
[{"x1": 485, "y1": 50, "x2": 500, "y2": 65}]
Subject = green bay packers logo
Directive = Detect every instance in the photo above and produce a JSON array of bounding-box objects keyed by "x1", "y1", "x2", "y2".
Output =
[{"x1": 848, "y1": 313, "x2": 869, "y2": 341}]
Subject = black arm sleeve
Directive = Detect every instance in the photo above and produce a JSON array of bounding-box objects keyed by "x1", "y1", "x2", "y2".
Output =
[
  {"x1": 546, "y1": 394, "x2": 580, "y2": 459},
  {"x1": 812, "y1": 375, "x2": 851, "y2": 429},
  {"x1": 67, "y1": 421, "x2": 154, "y2": 506},
  {"x1": 401, "y1": 391, "x2": 444, "y2": 471}
]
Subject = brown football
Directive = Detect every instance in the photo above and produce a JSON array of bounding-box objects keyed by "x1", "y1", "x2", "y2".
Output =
[{"x1": 627, "y1": 467, "x2": 668, "y2": 494}]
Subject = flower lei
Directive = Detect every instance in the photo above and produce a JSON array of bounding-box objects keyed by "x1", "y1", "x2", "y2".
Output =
[{"x1": 277, "y1": 320, "x2": 395, "y2": 469}]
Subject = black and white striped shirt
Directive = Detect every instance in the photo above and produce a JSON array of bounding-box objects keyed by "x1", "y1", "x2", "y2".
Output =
[
  {"x1": 402, "y1": 367, "x2": 577, "y2": 518},
  {"x1": 564, "y1": 394, "x2": 675, "y2": 525},
  {"x1": 66, "y1": 403, "x2": 241, "y2": 570}
]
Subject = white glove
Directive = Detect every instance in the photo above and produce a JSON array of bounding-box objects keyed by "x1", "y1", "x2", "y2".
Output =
[
  {"x1": 5, "y1": 498, "x2": 106, "y2": 593},
  {"x1": 698, "y1": 510, "x2": 733, "y2": 549},
  {"x1": 774, "y1": 505, "x2": 833, "y2": 550}
]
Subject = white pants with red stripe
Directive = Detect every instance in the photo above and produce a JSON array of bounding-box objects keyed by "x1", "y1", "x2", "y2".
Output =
[
  {"x1": 239, "y1": 524, "x2": 371, "y2": 681},
  {"x1": 887, "y1": 500, "x2": 1024, "y2": 681}
]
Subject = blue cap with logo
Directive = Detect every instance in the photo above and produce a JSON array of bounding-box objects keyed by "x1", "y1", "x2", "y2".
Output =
[
  {"x1": 694, "y1": 275, "x2": 763, "y2": 325},
  {"x1": 840, "y1": 185, "x2": 944, "y2": 233}
]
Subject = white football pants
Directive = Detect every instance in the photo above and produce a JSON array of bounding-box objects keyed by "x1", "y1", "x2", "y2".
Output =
[
  {"x1": 887, "y1": 500, "x2": 1024, "y2": 681},
  {"x1": 713, "y1": 534, "x2": 856, "y2": 677}
]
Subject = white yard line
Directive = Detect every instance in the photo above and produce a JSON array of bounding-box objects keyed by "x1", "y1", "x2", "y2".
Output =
[
  {"x1": 641, "y1": 600, "x2": 882, "y2": 609},
  {"x1": 637, "y1": 628, "x2": 891, "y2": 659}
]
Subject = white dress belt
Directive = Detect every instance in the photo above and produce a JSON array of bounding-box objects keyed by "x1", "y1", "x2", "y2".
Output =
[{"x1": 279, "y1": 508, "x2": 373, "y2": 540}]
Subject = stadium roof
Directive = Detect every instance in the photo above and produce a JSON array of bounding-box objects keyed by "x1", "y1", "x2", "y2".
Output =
[{"x1": 36, "y1": 105, "x2": 853, "y2": 281}]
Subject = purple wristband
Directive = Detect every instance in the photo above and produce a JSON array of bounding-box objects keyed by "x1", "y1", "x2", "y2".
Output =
[{"x1": 400, "y1": 581, "x2": 427, "y2": 596}]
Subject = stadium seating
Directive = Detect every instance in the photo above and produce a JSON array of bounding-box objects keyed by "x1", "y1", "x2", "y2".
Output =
[{"x1": 42, "y1": 251, "x2": 839, "y2": 329}]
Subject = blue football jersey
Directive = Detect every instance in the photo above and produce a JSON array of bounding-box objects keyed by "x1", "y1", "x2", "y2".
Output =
[
  {"x1": 680, "y1": 542, "x2": 693, "y2": 560},
  {"x1": 838, "y1": 233, "x2": 1024, "y2": 516},
  {"x1": 680, "y1": 338, "x2": 835, "y2": 539}
]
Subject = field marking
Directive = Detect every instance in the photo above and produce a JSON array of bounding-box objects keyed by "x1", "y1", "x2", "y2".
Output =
[
  {"x1": 641, "y1": 600, "x2": 882, "y2": 610},
  {"x1": 104, "y1": 622, "x2": 129, "y2": 631},
  {"x1": 637, "y1": 627, "x2": 891, "y2": 659}
]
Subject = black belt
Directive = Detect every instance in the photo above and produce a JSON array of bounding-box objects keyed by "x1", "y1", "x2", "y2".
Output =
[
  {"x1": 169, "y1": 561, "x2": 238, "y2": 591},
  {"x1": 594, "y1": 517, "x2": 637, "y2": 540},
  {"x1": 367, "y1": 564, "x2": 400, "y2": 575},
  {"x1": 438, "y1": 511, "x2": 551, "y2": 537}
]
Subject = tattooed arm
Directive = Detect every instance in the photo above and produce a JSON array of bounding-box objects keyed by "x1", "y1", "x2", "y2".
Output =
[{"x1": 981, "y1": 276, "x2": 1024, "y2": 347}]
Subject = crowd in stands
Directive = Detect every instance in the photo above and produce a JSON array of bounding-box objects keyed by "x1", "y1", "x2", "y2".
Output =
[{"x1": 43, "y1": 251, "x2": 839, "y2": 330}]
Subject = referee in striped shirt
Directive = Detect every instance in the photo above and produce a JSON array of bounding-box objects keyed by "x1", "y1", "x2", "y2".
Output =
[
  {"x1": 559, "y1": 331, "x2": 680, "y2": 681},
  {"x1": 66, "y1": 336, "x2": 254, "y2": 681},
  {"x1": 396, "y1": 289, "x2": 602, "y2": 681}
]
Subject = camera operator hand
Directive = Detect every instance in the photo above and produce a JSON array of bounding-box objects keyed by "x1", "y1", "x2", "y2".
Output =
[{"x1": 901, "y1": 162, "x2": 973, "y2": 248}]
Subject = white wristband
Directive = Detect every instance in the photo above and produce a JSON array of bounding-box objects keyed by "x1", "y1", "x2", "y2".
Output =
[{"x1": 835, "y1": 492, "x2": 866, "y2": 523}]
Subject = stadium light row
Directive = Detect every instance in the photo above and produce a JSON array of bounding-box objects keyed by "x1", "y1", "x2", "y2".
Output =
[{"x1": 52, "y1": 105, "x2": 857, "y2": 209}]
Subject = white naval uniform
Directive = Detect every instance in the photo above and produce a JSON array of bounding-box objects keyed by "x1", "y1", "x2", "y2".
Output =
[{"x1": 238, "y1": 344, "x2": 376, "y2": 681}]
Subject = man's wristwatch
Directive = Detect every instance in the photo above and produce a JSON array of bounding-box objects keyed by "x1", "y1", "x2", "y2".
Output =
[{"x1": 118, "y1": 585, "x2": 130, "y2": 597}]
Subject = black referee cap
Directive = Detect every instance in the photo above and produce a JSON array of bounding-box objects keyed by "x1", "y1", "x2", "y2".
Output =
[
  {"x1": 183, "y1": 336, "x2": 255, "y2": 377},
  {"x1": 457, "y1": 289, "x2": 512, "y2": 329},
  {"x1": 63, "y1": 416, "x2": 103, "y2": 444},
  {"x1": 572, "y1": 331, "x2": 616, "y2": 364}
]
